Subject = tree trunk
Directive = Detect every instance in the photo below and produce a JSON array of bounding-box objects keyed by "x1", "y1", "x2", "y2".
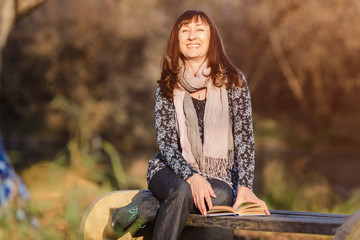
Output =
[{"x1": 0, "y1": 0, "x2": 45, "y2": 91}]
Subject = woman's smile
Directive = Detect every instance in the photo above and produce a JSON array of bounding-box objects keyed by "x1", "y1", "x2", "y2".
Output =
[{"x1": 187, "y1": 43, "x2": 200, "y2": 47}]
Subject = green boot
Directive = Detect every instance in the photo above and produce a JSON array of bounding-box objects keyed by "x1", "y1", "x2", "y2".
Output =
[{"x1": 103, "y1": 191, "x2": 150, "y2": 239}]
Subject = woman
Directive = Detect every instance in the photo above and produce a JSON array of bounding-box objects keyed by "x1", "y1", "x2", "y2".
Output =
[{"x1": 108, "y1": 10, "x2": 270, "y2": 240}]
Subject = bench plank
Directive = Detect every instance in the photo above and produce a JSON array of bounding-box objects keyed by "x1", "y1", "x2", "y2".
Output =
[
  {"x1": 271, "y1": 210, "x2": 349, "y2": 218},
  {"x1": 186, "y1": 210, "x2": 349, "y2": 235}
]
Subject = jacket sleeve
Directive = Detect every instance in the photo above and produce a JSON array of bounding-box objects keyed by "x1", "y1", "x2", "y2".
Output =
[
  {"x1": 154, "y1": 87, "x2": 198, "y2": 180},
  {"x1": 229, "y1": 79, "x2": 255, "y2": 190}
]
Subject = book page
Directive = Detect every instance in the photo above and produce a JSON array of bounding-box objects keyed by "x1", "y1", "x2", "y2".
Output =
[
  {"x1": 208, "y1": 203, "x2": 266, "y2": 217},
  {"x1": 208, "y1": 205, "x2": 236, "y2": 214}
]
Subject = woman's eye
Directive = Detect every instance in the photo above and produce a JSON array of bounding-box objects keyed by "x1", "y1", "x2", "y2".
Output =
[{"x1": 181, "y1": 29, "x2": 189, "y2": 33}]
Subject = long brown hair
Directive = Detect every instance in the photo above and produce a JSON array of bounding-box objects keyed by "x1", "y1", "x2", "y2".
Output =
[{"x1": 158, "y1": 10, "x2": 244, "y2": 100}]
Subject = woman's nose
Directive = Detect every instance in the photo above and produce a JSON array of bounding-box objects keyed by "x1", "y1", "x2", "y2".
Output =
[{"x1": 188, "y1": 30, "x2": 197, "y2": 40}]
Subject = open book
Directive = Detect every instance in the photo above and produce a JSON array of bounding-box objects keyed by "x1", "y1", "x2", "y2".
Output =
[{"x1": 207, "y1": 203, "x2": 266, "y2": 217}]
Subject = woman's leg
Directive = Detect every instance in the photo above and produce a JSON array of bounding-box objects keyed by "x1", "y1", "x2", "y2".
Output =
[
  {"x1": 149, "y1": 167, "x2": 195, "y2": 240},
  {"x1": 208, "y1": 179, "x2": 234, "y2": 207},
  {"x1": 148, "y1": 168, "x2": 234, "y2": 240}
]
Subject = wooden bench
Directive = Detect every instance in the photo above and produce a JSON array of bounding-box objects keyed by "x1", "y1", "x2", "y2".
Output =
[{"x1": 80, "y1": 190, "x2": 360, "y2": 240}]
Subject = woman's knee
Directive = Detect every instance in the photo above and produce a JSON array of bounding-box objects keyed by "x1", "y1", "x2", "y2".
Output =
[
  {"x1": 209, "y1": 179, "x2": 234, "y2": 206},
  {"x1": 149, "y1": 167, "x2": 192, "y2": 202}
]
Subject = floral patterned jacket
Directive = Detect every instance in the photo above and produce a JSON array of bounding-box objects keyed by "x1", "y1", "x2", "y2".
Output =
[{"x1": 147, "y1": 80, "x2": 255, "y2": 190}]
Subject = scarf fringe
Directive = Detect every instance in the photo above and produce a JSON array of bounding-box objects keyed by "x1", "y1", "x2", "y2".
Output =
[{"x1": 201, "y1": 151, "x2": 234, "y2": 181}]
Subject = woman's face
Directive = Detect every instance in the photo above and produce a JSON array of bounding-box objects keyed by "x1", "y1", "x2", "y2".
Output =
[{"x1": 178, "y1": 19, "x2": 210, "y2": 63}]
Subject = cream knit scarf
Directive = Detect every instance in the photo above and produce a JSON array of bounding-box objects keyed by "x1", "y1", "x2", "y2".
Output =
[{"x1": 173, "y1": 61, "x2": 233, "y2": 176}]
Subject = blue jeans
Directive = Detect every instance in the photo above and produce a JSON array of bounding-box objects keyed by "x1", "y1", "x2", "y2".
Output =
[{"x1": 145, "y1": 167, "x2": 234, "y2": 240}]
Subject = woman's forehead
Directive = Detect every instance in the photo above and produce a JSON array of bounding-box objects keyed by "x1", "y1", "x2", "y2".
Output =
[{"x1": 179, "y1": 16, "x2": 209, "y2": 28}]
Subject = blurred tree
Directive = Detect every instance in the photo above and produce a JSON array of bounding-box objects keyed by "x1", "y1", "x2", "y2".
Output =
[
  {"x1": 1, "y1": 0, "x2": 167, "y2": 163},
  {"x1": 216, "y1": 0, "x2": 360, "y2": 125},
  {"x1": 0, "y1": 0, "x2": 45, "y2": 91}
]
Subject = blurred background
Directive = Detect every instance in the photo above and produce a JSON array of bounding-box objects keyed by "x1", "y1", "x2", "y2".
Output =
[{"x1": 1, "y1": 0, "x2": 360, "y2": 239}]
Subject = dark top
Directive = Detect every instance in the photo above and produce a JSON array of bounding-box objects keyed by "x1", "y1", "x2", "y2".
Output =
[{"x1": 192, "y1": 98, "x2": 206, "y2": 143}]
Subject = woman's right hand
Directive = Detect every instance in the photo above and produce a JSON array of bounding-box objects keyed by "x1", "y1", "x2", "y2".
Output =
[{"x1": 186, "y1": 174, "x2": 216, "y2": 215}]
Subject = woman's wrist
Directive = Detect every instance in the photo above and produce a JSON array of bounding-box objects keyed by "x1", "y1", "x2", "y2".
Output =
[
  {"x1": 237, "y1": 184, "x2": 253, "y2": 192},
  {"x1": 186, "y1": 173, "x2": 199, "y2": 185},
  {"x1": 238, "y1": 186, "x2": 251, "y2": 191}
]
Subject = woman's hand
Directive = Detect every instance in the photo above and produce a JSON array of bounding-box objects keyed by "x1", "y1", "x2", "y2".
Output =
[
  {"x1": 233, "y1": 186, "x2": 270, "y2": 215},
  {"x1": 186, "y1": 174, "x2": 216, "y2": 215}
]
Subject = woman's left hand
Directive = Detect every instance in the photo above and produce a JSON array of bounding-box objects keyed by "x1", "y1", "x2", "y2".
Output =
[{"x1": 233, "y1": 186, "x2": 270, "y2": 215}]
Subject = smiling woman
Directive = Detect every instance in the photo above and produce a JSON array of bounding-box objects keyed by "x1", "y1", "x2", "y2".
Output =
[{"x1": 105, "y1": 10, "x2": 270, "y2": 240}]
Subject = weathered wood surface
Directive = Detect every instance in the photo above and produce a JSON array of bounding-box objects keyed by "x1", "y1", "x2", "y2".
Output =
[
  {"x1": 334, "y1": 209, "x2": 360, "y2": 240},
  {"x1": 186, "y1": 209, "x2": 349, "y2": 236}
]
